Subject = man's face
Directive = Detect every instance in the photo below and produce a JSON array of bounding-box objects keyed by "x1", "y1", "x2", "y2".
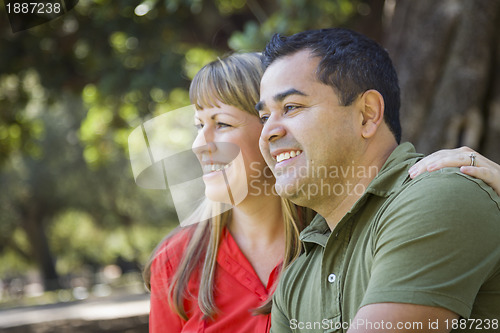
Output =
[{"x1": 258, "y1": 50, "x2": 361, "y2": 205}]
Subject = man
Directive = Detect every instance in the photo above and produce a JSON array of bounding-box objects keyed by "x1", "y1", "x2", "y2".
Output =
[{"x1": 257, "y1": 28, "x2": 500, "y2": 332}]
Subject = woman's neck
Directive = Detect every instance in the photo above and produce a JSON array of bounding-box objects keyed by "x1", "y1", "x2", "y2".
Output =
[
  {"x1": 229, "y1": 193, "x2": 284, "y2": 248},
  {"x1": 228, "y1": 193, "x2": 285, "y2": 285}
]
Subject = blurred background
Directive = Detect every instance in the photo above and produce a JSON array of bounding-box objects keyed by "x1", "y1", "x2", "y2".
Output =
[{"x1": 0, "y1": 0, "x2": 499, "y2": 331}]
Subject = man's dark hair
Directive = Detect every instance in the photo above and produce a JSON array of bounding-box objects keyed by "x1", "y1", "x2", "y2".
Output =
[{"x1": 262, "y1": 28, "x2": 402, "y2": 143}]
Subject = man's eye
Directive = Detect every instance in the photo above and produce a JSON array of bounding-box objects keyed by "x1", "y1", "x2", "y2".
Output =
[
  {"x1": 259, "y1": 115, "x2": 269, "y2": 124},
  {"x1": 195, "y1": 123, "x2": 203, "y2": 130},
  {"x1": 284, "y1": 105, "x2": 299, "y2": 113}
]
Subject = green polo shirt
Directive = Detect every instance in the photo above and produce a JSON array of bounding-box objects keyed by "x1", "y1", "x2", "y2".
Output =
[{"x1": 271, "y1": 143, "x2": 500, "y2": 333}]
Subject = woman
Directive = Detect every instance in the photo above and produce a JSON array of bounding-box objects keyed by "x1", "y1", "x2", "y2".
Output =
[
  {"x1": 145, "y1": 53, "x2": 500, "y2": 332},
  {"x1": 146, "y1": 53, "x2": 314, "y2": 333}
]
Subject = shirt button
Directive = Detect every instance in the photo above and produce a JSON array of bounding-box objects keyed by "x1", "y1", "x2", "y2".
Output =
[{"x1": 328, "y1": 273, "x2": 336, "y2": 283}]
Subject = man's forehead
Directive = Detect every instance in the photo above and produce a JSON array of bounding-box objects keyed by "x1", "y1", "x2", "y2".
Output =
[{"x1": 261, "y1": 52, "x2": 319, "y2": 85}]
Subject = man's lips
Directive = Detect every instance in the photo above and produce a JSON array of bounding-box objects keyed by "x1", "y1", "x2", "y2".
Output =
[{"x1": 272, "y1": 149, "x2": 303, "y2": 163}]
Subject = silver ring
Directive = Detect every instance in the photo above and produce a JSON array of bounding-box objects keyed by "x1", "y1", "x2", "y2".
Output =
[{"x1": 469, "y1": 153, "x2": 476, "y2": 167}]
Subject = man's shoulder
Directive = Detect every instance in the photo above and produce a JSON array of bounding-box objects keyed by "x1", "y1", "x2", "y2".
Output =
[
  {"x1": 391, "y1": 167, "x2": 500, "y2": 213},
  {"x1": 361, "y1": 168, "x2": 500, "y2": 319},
  {"x1": 413, "y1": 166, "x2": 498, "y2": 194},
  {"x1": 374, "y1": 166, "x2": 500, "y2": 241}
]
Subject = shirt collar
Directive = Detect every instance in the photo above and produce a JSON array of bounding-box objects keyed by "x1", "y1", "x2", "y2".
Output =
[
  {"x1": 300, "y1": 142, "x2": 423, "y2": 253},
  {"x1": 365, "y1": 142, "x2": 422, "y2": 197}
]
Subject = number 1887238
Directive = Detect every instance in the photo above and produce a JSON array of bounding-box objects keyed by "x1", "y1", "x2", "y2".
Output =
[
  {"x1": 445, "y1": 318, "x2": 499, "y2": 330},
  {"x1": 6, "y1": 2, "x2": 62, "y2": 14}
]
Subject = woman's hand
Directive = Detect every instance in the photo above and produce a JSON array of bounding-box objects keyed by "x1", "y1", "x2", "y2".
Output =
[{"x1": 409, "y1": 146, "x2": 500, "y2": 196}]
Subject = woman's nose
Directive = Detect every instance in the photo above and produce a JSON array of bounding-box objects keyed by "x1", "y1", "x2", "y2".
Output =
[{"x1": 192, "y1": 127, "x2": 217, "y2": 155}]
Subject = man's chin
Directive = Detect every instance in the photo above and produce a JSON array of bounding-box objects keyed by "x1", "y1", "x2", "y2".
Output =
[{"x1": 275, "y1": 181, "x2": 301, "y2": 201}]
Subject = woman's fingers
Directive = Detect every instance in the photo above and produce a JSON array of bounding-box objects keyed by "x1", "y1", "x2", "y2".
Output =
[
  {"x1": 409, "y1": 147, "x2": 476, "y2": 179},
  {"x1": 460, "y1": 165, "x2": 500, "y2": 195},
  {"x1": 408, "y1": 146, "x2": 500, "y2": 196}
]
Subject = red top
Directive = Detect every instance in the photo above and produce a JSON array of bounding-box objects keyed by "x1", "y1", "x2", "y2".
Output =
[{"x1": 149, "y1": 226, "x2": 281, "y2": 333}]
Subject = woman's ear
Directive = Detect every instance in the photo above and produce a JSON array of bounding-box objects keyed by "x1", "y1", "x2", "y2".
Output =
[{"x1": 360, "y1": 89, "x2": 385, "y2": 139}]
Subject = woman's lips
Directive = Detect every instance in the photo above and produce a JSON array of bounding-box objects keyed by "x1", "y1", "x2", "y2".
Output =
[{"x1": 201, "y1": 163, "x2": 230, "y2": 174}]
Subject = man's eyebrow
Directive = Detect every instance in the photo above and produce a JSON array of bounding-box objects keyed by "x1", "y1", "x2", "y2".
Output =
[
  {"x1": 274, "y1": 88, "x2": 307, "y2": 102},
  {"x1": 256, "y1": 88, "x2": 307, "y2": 112},
  {"x1": 255, "y1": 101, "x2": 265, "y2": 112}
]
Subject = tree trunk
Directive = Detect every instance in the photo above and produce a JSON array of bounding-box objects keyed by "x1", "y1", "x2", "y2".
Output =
[
  {"x1": 22, "y1": 207, "x2": 61, "y2": 291},
  {"x1": 384, "y1": 0, "x2": 500, "y2": 162}
]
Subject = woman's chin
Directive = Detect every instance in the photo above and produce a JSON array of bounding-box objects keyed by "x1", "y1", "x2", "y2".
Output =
[
  {"x1": 204, "y1": 187, "x2": 235, "y2": 205},
  {"x1": 201, "y1": 163, "x2": 249, "y2": 205}
]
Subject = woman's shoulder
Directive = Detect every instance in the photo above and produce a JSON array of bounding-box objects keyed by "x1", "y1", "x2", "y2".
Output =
[
  {"x1": 151, "y1": 225, "x2": 198, "y2": 271},
  {"x1": 157, "y1": 225, "x2": 198, "y2": 256}
]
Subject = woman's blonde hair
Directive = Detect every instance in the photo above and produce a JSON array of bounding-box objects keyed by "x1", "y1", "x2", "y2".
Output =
[{"x1": 144, "y1": 52, "x2": 314, "y2": 320}]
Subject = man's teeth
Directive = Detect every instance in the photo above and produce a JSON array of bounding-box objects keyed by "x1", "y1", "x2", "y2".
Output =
[
  {"x1": 276, "y1": 150, "x2": 302, "y2": 163},
  {"x1": 203, "y1": 164, "x2": 230, "y2": 174}
]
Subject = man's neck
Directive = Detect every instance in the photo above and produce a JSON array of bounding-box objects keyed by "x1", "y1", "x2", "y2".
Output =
[{"x1": 320, "y1": 142, "x2": 397, "y2": 230}]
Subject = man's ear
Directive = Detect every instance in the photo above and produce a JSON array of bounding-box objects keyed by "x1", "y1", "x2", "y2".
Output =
[{"x1": 360, "y1": 89, "x2": 384, "y2": 139}]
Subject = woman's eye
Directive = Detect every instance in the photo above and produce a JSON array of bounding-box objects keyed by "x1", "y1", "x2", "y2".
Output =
[
  {"x1": 194, "y1": 123, "x2": 203, "y2": 130},
  {"x1": 259, "y1": 115, "x2": 269, "y2": 124},
  {"x1": 217, "y1": 122, "x2": 231, "y2": 128}
]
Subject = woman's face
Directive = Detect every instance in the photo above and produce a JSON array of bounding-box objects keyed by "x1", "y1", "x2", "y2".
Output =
[{"x1": 192, "y1": 103, "x2": 274, "y2": 204}]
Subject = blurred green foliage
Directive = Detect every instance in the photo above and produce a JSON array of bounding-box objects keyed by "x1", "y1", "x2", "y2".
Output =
[{"x1": 0, "y1": 0, "x2": 378, "y2": 290}]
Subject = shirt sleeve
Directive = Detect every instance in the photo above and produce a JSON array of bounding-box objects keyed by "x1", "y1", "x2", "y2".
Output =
[
  {"x1": 149, "y1": 247, "x2": 185, "y2": 333},
  {"x1": 270, "y1": 283, "x2": 293, "y2": 333},
  {"x1": 361, "y1": 171, "x2": 500, "y2": 318}
]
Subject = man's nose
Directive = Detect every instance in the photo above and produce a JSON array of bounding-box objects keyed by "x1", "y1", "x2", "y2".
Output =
[{"x1": 260, "y1": 115, "x2": 286, "y2": 143}]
